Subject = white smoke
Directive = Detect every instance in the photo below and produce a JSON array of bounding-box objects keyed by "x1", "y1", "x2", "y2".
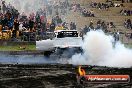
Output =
[
  {"x1": 5, "y1": 0, "x2": 48, "y2": 15},
  {"x1": 69, "y1": 30, "x2": 132, "y2": 68}
]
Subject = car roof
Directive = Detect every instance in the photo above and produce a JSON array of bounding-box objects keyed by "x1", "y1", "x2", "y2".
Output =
[{"x1": 54, "y1": 30, "x2": 78, "y2": 33}]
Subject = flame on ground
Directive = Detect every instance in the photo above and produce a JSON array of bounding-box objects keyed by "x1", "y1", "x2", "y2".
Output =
[{"x1": 78, "y1": 66, "x2": 86, "y2": 76}]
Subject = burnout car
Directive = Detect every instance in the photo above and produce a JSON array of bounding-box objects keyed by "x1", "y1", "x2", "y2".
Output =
[{"x1": 36, "y1": 30, "x2": 83, "y2": 56}]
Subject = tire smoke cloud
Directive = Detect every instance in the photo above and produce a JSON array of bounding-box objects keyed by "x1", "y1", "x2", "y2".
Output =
[
  {"x1": 69, "y1": 30, "x2": 132, "y2": 68},
  {"x1": 5, "y1": 0, "x2": 48, "y2": 15}
]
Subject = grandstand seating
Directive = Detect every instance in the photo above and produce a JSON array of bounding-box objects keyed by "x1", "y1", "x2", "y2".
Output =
[{"x1": 63, "y1": 0, "x2": 132, "y2": 43}]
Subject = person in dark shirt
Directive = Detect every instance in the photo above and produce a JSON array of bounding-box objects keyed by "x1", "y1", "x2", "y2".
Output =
[
  {"x1": 50, "y1": 22, "x2": 55, "y2": 32},
  {"x1": 70, "y1": 22, "x2": 73, "y2": 30},
  {"x1": 56, "y1": 17, "x2": 62, "y2": 24},
  {"x1": 22, "y1": 20, "x2": 28, "y2": 29},
  {"x1": 29, "y1": 19, "x2": 34, "y2": 31},
  {"x1": 72, "y1": 22, "x2": 76, "y2": 30},
  {"x1": 83, "y1": 25, "x2": 90, "y2": 35},
  {"x1": 89, "y1": 21, "x2": 94, "y2": 30},
  {"x1": 127, "y1": 10, "x2": 131, "y2": 16},
  {"x1": 7, "y1": 15, "x2": 14, "y2": 30},
  {"x1": 12, "y1": 19, "x2": 19, "y2": 38},
  {"x1": 14, "y1": 19, "x2": 19, "y2": 31},
  {"x1": 1, "y1": 15, "x2": 8, "y2": 30}
]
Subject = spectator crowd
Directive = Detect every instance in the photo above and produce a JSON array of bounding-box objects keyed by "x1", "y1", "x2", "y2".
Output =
[
  {"x1": 124, "y1": 19, "x2": 132, "y2": 29},
  {"x1": 0, "y1": 0, "x2": 131, "y2": 42},
  {"x1": 90, "y1": 1, "x2": 123, "y2": 10},
  {"x1": 90, "y1": 1, "x2": 114, "y2": 10},
  {"x1": 0, "y1": 0, "x2": 69, "y2": 41},
  {"x1": 81, "y1": 19, "x2": 116, "y2": 35},
  {"x1": 0, "y1": 0, "x2": 61, "y2": 41},
  {"x1": 69, "y1": 3, "x2": 95, "y2": 17},
  {"x1": 81, "y1": 8, "x2": 94, "y2": 17},
  {"x1": 120, "y1": 9, "x2": 132, "y2": 16}
]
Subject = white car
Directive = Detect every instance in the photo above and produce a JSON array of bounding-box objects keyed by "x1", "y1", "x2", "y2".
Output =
[{"x1": 36, "y1": 30, "x2": 83, "y2": 56}]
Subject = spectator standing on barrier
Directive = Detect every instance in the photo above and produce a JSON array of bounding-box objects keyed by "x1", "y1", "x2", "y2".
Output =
[
  {"x1": 28, "y1": 18, "x2": 34, "y2": 32},
  {"x1": 62, "y1": 22, "x2": 67, "y2": 29},
  {"x1": 7, "y1": 12, "x2": 14, "y2": 31},
  {"x1": 124, "y1": 19, "x2": 132, "y2": 29},
  {"x1": 83, "y1": 25, "x2": 90, "y2": 35},
  {"x1": 22, "y1": 20, "x2": 28, "y2": 29},
  {"x1": 89, "y1": 21, "x2": 94, "y2": 30},
  {"x1": 72, "y1": 22, "x2": 76, "y2": 30},
  {"x1": 13, "y1": 18, "x2": 19, "y2": 38},
  {"x1": 70, "y1": 22, "x2": 73, "y2": 30},
  {"x1": 96, "y1": 20, "x2": 101, "y2": 30},
  {"x1": 56, "y1": 16, "x2": 62, "y2": 25},
  {"x1": 113, "y1": 31, "x2": 120, "y2": 42},
  {"x1": 1, "y1": 14, "x2": 8, "y2": 31},
  {"x1": 101, "y1": 21, "x2": 107, "y2": 32},
  {"x1": 50, "y1": 22, "x2": 55, "y2": 32}
]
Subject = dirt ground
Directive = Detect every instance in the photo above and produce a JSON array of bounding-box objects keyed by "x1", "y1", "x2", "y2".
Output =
[{"x1": 0, "y1": 64, "x2": 132, "y2": 88}]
